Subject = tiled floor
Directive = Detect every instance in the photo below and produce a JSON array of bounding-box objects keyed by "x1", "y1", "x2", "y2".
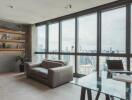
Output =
[{"x1": 0, "y1": 73, "x2": 106, "y2": 100}]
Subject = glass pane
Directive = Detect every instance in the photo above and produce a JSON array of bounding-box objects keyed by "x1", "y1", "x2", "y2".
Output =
[
  {"x1": 49, "y1": 23, "x2": 59, "y2": 52},
  {"x1": 62, "y1": 19, "x2": 75, "y2": 52},
  {"x1": 61, "y1": 55, "x2": 75, "y2": 73},
  {"x1": 78, "y1": 56, "x2": 96, "y2": 75},
  {"x1": 78, "y1": 13, "x2": 97, "y2": 53},
  {"x1": 102, "y1": 7, "x2": 126, "y2": 53},
  {"x1": 100, "y1": 57, "x2": 127, "y2": 71},
  {"x1": 48, "y1": 54, "x2": 58, "y2": 60},
  {"x1": 36, "y1": 54, "x2": 45, "y2": 62},
  {"x1": 130, "y1": 58, "x2": 132, "y2": 71},
  {"x1": 37, "y1": 25, "x2": 46, "y2": 52}
]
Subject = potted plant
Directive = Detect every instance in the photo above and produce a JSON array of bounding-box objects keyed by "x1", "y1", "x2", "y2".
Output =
[{"x1": 16, "y1": 53, "x2": 28, "y2": 72}]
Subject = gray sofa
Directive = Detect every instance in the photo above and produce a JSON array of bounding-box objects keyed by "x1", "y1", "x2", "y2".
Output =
[{"x1": 25, "y1": 60, "x2": 73, "y2": 88}]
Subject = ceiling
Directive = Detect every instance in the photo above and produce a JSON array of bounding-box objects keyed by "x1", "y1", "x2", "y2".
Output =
[{"x1": 0, "y1": 0, "x2": 117, "y2": 24}]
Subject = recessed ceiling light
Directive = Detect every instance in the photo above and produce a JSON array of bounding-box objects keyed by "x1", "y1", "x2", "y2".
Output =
[
  {"x1": 65, "y1": 4, "x2": 72, "y2": 9},
  {"x1": 8, "y1": 5, "x2": 14, "y2": 9}
]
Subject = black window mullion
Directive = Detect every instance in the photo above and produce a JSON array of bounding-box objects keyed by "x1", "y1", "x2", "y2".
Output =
[
  {"x1": 75, "y1": 17, "x2": 78, "y2": 75},
  {"x1": 126, "y1": 2, "x2": 131, "y2": 99},
  {"x1": 45, "y1": 23, "x2": 49, "y2": 59},
  {"x1": 59, "y1": 21, "x2": 62, "y2": 60},
  {"x1": 126, "y1": 3, "x2": 131, "y2": 71},
  {"x1": 97, "y1": 11, "x2": 101, "y2": 76}
]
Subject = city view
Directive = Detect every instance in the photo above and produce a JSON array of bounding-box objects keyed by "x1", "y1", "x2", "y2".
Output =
[{"x1": 37, "y1": 46, "x2": 127, "y2": 75}]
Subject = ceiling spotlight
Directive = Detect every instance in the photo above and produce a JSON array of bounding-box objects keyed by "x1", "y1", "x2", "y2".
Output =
[
  {"x1": 65, "y1": 4, "x2": 72, "y2": 9},
  {"x1": 8, "y1": 5, "x2": 14, "y2": 9}
]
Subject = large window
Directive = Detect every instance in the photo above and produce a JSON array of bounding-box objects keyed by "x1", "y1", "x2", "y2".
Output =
[
  {"x1": 37, "y1": 25, "x2": 46, "y2": 61},
  {"x1": 49, "y1": 23, "x2": 59, "y2": 52},
  {"x1": 62, "y1": 19, "x2": 75, "y2": 52},
  {"x1": 61, "y1": 55, "x2": 75, "y2": 73},
  {"x1": 78, "y1": 13, "x2": 97, "y2": 53},
  {"x1": 78, "y1": 56, "x2": 96, "y2": 75},
  {"x1": 102, "y1": 7, "x2": 126, "y2": 53},
  {"x1": 37, "y1": 25, "x2": 46, "y2": 52},
  {"x1": 48, "y1": 54, "x2": 58, "y2": 60},
  {"x1": 35, "y1": 3, "x2": 132, "y2": 76}
]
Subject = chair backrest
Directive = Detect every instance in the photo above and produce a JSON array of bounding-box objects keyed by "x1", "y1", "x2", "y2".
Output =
[{"x1": 106, "y1": 60, "x2": 124, "y2": 70}]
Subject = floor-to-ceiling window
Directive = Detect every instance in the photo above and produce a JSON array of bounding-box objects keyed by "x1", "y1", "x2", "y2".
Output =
[
  {"x1": 35, "y1": 1, "x2": 132, "y2": 76},
  {"x1": 37, "y1": 25, "x2": 46, "y2": 61},
  {"x1": 61, "y1": 19, "x2": 75, "y2": 52},
  {"x1": 61, "y1": 55, "x2": 75, "y2": 72},
  {"x1": 78, "y1": 56, "x2": 96, "y2": 75},
  {"x1": 48, "y1": 54, "x2": 59, "y2": 60},
  {"x1": 77, "y1": 13, "x2": 97, "y2": 75},
  {"x1": 102, "y1": 7, "x2": 126, "y2": 53},
  {"x1": 61, "y1": 18, "x2": 75, "y2": 72},
  {"x1": 49, "y1": 23, "x2": 59, "y2": 52},
  {"x1": 101, "y1": 7, "x2": 126, "y2": 71},
  {"x1": 48, "y1": 23, "x2": 59, "y2": 60},
  {"x1": 78, "y1": 13, "x2": 97, "y2": 53}
]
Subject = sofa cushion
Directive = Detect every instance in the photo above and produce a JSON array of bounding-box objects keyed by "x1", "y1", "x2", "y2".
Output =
[
  {"x1": 41, "y1": 60, "x2": 63, "y2": 69},
  {"x1": 46, "y1": 60, "x2": 67, "y2": 65},
  {"x1": 30, "y1": 67, "x2": 48, "y2": 79}
]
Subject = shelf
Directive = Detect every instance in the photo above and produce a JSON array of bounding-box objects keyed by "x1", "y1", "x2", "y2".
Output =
[
  {"x1": 0, "y1": 39, "x2": 25, "y2": 43},
  {"x1": 0, "y1": 28, "x2": 25, "y2": 35},
  {"x1": 0, "y1": 48, "x2": 25, "y2": 51},
  {"x1": 0, "y1": 28, "x2": 25, "y2": 52}
]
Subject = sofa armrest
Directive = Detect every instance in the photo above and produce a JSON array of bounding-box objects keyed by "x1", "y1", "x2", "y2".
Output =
[
  {"x1": 48, "y1": 66, "x2": 73, "y2": 88},
  {"x1": 24, "y1": 62, "x2": 41, "y2": 74}
]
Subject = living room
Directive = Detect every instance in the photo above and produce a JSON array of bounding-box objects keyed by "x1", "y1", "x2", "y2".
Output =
[{"x1": 0, "y1": 0, "x2": 132, "y2": 100}]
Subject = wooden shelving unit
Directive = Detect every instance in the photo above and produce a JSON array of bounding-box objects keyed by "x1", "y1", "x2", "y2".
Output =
[
  {"x1": 0, "y1": 48, "x2": 25, "y2": 51},
  {"x1": 0, "y1": 28, "x2": 25, "y2": 51},
  {"x1": 0, "y1": 39, "x2": 25, "y2": 43},
  {"x1": 0, "y1": 29, "x2": 25, "y2": 35}
]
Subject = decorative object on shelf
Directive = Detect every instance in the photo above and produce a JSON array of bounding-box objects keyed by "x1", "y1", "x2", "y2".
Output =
[
  {"x1": 0, "y1": 34, "x2": 2, "y2": 39},
  {"x1": 2, "y1": 43, "x2": 6, "y2": 48},
  {"x1": 0, "y1": 43, "x2": 2, "y2": 48},
  {"x1": 6, "y1": 44, "x2": 11, "y2": 48},
  {"x1": 6, "y1": 34, "x2": 10, "y2": 39},
  {"x1": 1, "y1": 34, "x2": 8, "y2": 39},
  {"x1": 16, "y1": 44, "x2": 20, "y2": 49}
]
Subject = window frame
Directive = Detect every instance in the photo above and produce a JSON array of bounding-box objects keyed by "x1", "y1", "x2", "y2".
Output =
[{"x1": 35, "y1": 1, "x2": 132, "y2": 77}]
